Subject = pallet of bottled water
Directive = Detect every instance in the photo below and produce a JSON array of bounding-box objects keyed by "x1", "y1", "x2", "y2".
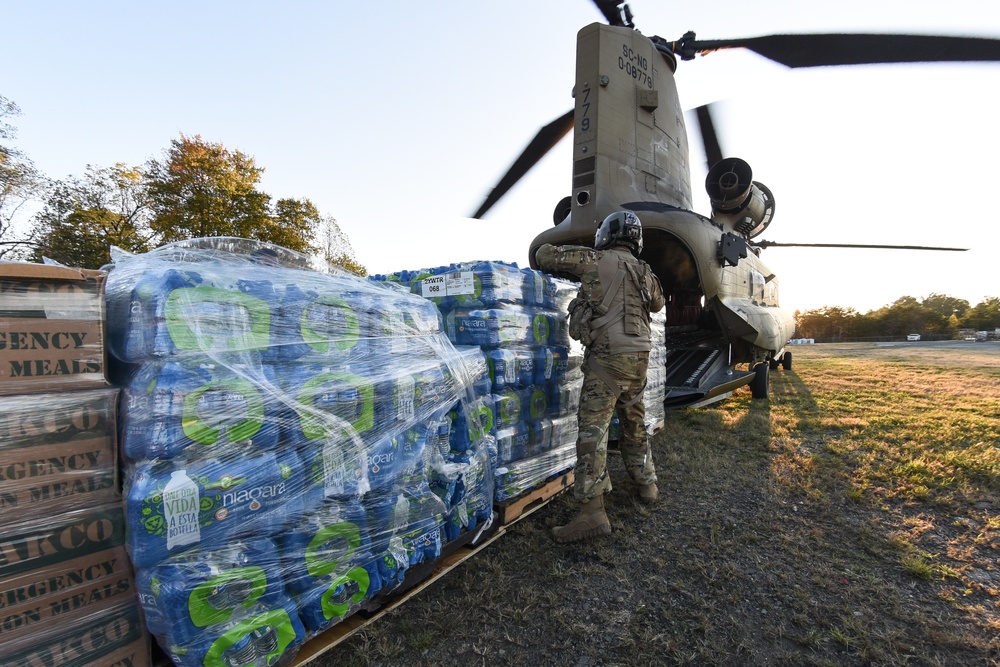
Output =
[
  {"x1": 370, "y1": 260, "x2": 584, "y2": 504},
  {"x1": 105, "y1": 239, "x2": 495, "y2": 667}
]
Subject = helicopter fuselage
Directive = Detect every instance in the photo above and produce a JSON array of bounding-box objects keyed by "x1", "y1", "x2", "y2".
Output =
[{"x1": 528, "y1": 22, "x2": 794, "y2": 406}]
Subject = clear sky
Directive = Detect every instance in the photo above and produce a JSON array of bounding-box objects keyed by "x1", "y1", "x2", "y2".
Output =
[{"x1": 4, "y1": 1, "x2": 999, "y2": 314}]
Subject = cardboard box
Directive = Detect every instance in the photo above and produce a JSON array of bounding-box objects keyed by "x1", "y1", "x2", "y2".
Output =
[
  {"x1": 0, "y1": 263, "x2": 108, "y2": 395},
  {"x1": 0, "y1": 546, "x2": 137, "y2": 647},
  {"x1": 0, "y1": 504, "x2": 126, "y2": 587},
  {"x1": 0, "y1": 388, "x2": 120, "y2": 524},
  {"x1": 0, "y1": 505, "x2": 144, "y2": 667},
  {"x1": 2, "y1": 598, "x2": 148, "y2": 667},
  {"x1": 0, "y1": 545, "x2": 132, "y2": 619}
]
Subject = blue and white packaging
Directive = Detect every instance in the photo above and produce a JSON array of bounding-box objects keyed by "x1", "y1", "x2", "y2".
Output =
[
  {"x1": 162, "y1": 597, "x2": 306, "y2": 667},
  {"x1": 125, "y1": 447, "x2": 307, "y2": 568},
  {"x1": 121, "y1": 360, "x2": 284, "y2": 461},
  {"x1": 485, "y1": 347, "x2": 536, "y2": 391},
  {"x1": 136, "y1": 538, "x2": 288, "y2": 648},
  {"x1": 106, "y1": 266, "x2": 279, "y2": 362},
  {"x1": 497, "y1": 422, "x2": 530, "y2": 465}
]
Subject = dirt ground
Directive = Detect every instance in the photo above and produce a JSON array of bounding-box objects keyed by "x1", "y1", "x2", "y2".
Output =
[{"x1": 303, "y1": 344, "x2": 1000, "y2": 667}]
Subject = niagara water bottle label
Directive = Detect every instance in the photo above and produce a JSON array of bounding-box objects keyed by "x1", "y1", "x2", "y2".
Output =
[
  {"x1": 392, "y1": 493, "x2": 411, "y2": 534},
  {"x1": 321, "y1": 440, "x2": 347, "y2": 497},
  {"x1": 446, "y1": 272, "x2": 475, "y2": 295},
  {"x1": 163, "y1": 470, "x2": 201, "y2": 550},
  {"x1": 396, "y1": 376, "x2": 415, "y2": 422},
  {"x1": 503, "y1": 358, "x2": 517, "y2": 386},
  {"x1": 196, "y1": 389, "x2": 249, "y2": 434},
  {"x1": 386, "y1": 311, "x2": 407, "y2": 354}
]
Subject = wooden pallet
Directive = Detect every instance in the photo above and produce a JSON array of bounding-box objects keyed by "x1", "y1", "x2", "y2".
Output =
[
  {"x1": 291, "y1": 520, "x2": 504, "y2": 666},
  {"x1": 495, "y1": 470, "x2": 574, "y2": 525}
]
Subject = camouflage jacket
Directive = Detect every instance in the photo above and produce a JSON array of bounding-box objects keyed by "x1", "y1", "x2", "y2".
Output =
[{"x1": 535, "y1": 243, "x2": 664, "y2": 354}]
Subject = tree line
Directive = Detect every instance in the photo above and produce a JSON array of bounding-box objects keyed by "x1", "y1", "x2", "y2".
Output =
[
  {"x1": 794, "y1": 294, "x2": 1000, "y2": 340},
  {"x1": 0, "y1": 94, "x2": 364, "y2": 273}
]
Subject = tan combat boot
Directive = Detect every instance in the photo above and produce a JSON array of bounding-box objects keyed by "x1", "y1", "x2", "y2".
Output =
[
  {"x1": 637, "y1": 483, "x2": 658, "y2": 504},
  {"x1": 551, "y1": 495, "x2": 611, "y2": 544}
]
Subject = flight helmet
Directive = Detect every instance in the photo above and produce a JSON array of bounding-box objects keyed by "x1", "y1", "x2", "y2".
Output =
[{"x1": 594, "y1": 211, "x2": 643, "y2": 256}]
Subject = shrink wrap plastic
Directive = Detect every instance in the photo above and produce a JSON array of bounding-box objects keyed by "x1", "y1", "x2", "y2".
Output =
[
  {"x1": 371, "y1": 260, "x2": 584, "y2": 502},
  {"x1": 105, "y1": 238, "x2": 494, "y2": 666}
]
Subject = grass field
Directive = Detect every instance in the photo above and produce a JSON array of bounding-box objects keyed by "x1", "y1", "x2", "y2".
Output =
[{"x1": 314, "y1": 342, "x2": 1000, "y2": 667}]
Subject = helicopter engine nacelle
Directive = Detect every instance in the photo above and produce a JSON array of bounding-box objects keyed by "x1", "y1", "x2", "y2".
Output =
[{"x1": 705, "y1": 157, "x2": 775, "y2": 239}]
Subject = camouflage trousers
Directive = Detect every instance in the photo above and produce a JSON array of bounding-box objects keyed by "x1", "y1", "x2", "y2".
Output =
[{"x1": 573, "y1": 351, "x2": 656, "y2": 502}]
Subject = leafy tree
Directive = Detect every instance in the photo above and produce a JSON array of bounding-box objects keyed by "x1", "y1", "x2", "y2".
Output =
[
  {"x1": 27, "y1": 164, "x2": 154, "y2": 268},
  {"x1": 318, "y1": 214, "x2": 366, "y2": 275},
  {"x1": 922, "y1": 293, "x2": 970, "y2": 320},
  {"x1": 0, "y1": 95, "x2": 43, "y2": 258},
  {"x1": 795, "y1": 306, "x2": 858, "y2": 340},
  {"x1": 146, "y1": 134, "x2": 274, "y2": 243},
  {"x1": 874, "y1": 296, "x2": 936, "y2": 336},
  {"x1": 269, "y1": 197, "x2": 320, "y2": 254},
  {"x1": 963, "y1": 297, "x2": 1000, "y2": 331}
]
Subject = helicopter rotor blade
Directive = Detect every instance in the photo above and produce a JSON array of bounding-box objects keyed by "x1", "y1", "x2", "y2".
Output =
[
  {"x1": 693, "y1": 104, "x2": 724, "y2": 171},
  {"x1": 591, "y1": 0, "x2": 634, "y2": 28},
  {"x1": 755, "y1": 240, "x2": 968, "y2": 251},
  {"x1": 672, "y1": 33, "x2": 1000, "y2": 68},
  {"x1": 472, "y1": 109, "x2": 574, "y2": 219}
]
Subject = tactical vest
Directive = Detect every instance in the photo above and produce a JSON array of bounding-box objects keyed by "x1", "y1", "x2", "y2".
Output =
[{"x1": 568, "y1": 248, "x2": 654, "y2": 354}]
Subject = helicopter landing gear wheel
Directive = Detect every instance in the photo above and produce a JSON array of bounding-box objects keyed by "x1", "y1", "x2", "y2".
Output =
[
  {"x1": 782, "y1": 351, "x2": 793, "y2": 370},
  {"x1": 750, "y1": 362, "x2": 770, "y2": 399},
  {"x1": 769, "y1": 358, "x2": 779, "y2": 370}
]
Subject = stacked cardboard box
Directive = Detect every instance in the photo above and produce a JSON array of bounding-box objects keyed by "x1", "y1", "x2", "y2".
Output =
[{"x1": 0, "y1": 263, "x2": 150, "y2": 667}]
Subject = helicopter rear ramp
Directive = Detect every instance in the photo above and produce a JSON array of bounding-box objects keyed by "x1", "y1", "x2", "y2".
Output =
[{"x1": 661, "y1": 345, "x2": 754, "y2": 408}]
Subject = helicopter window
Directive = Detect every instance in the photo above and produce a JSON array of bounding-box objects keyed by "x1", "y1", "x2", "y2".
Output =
[{"x1": 750, "y1": 270, "x2": 765, "y2": 301}]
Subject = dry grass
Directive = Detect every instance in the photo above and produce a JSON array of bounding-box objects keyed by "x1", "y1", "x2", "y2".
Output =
[{"x1": 310, "y1": 341, "x2": 1000, "y2": 667}]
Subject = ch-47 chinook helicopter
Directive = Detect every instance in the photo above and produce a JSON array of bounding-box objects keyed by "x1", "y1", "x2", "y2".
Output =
[{"x1": 472, "y1": 0, "x2": 999, "y2": 409}]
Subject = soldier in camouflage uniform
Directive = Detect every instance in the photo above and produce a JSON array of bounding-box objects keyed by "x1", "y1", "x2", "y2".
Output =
[{"x1": 535, "y1": 211, "x2": 664, "y2": 544}]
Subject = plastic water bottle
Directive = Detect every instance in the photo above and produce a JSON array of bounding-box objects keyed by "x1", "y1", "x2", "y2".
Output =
[
  {"x1": 161, "y1": 597, "x2": 305, "y2": 667},
  {"x1": 276, "y1": 283, "x2": 368, "y2": 362},
  {"x1": 445, "y1": 307, "x2": 533, "y2": 348},
  {"x1": 496, "y1": 422, "x2": 529, "y2": 464},
  {"x1": 295, "y1": 560, "x2": 382, "y2": 633},
  {"x1": 427, "y1": 415, "x2": 452, "y2": 457},
  {"x1": 284, "y1": 364, "x2": 375, "y2": 445},
  {"x1": 277, "y1": 499, "x2": 373, "y2": 595},
  {"x1": 125, "y1": 446, "x2": 306, "y2": 569},
  {"x1": 135, "y1": 537, "x2": 287, "y2": 648},
  {"x1": 121, "y1": 361, "x2": 283, "y2": 461}
]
